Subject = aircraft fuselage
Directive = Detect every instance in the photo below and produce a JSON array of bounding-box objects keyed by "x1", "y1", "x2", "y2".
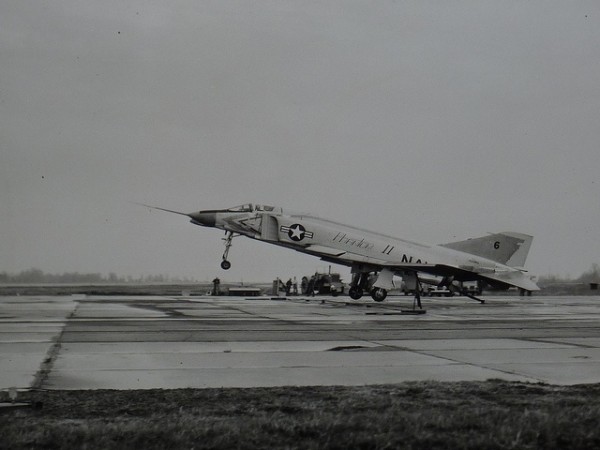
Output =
[{"x1": 148, "y1": 202, "x2": 538, "y2": 303}]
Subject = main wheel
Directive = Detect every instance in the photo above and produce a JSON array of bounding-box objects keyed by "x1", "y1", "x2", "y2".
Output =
[
  {"x1": 370, "y1": 288, "x2": 387, "y2": 302},
  {"x1": 220, "y1": 260, "x2": 231, "y2": 270},
  {"x1": 349, "y1": 286, "x2": 363, "y2": 300}
]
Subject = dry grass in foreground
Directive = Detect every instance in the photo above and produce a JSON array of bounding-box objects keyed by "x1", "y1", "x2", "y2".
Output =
[{"x1": 2, "y1": 381, "x2": 600, "y2": 449}]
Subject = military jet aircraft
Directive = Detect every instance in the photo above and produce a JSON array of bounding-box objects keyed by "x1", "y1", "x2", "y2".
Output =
[{"x1": 143, "y1": 203, "x2": 539, "y2": 306}]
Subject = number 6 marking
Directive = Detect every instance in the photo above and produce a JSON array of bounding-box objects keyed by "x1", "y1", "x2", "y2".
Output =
[{"x1": 494, "y1": 241, "x2": 500, "y2": 249}]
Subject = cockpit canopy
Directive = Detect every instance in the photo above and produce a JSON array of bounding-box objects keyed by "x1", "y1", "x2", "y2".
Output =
[
  {"x1": 256, "y1": 204, "x2": 277, "y2": 212},
  {"x1": 225, "y1": 204, "x2": 279, "y2": 213},
  {"x1": 226, "y1": 204, "x2": 254, "y2": 212}
]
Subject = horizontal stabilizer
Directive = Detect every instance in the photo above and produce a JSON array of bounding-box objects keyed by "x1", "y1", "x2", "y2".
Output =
[
  {"x1": 440, "y1": 232, "x2": 534, "y2": 267},
  {"x1": 481, "y1": 271, "x2": 540, "y2": 291}
]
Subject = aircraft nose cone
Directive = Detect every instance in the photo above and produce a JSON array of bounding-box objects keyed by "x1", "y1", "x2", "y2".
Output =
[{"x1": 189, "y1": 211, "x2": 216, "y2": 227}]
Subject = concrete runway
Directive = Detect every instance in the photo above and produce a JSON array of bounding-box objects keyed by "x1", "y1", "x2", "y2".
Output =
[{"x1": 1, "y1": 294, "x2": 599, "y2": 390}]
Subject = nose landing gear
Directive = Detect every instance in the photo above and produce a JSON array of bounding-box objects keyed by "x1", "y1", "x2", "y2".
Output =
[{"x1": 220, "y1": 231, "x2": 238, "y2": 270}]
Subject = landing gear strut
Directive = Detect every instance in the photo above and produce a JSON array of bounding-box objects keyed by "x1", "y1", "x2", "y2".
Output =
[{"x1": 220, "y1": 231, "x2": 237, "y2": 270}]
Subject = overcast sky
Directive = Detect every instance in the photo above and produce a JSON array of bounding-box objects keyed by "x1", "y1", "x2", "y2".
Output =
[{"x1": 1, "y1": 1, "x2": 599, "y2": 282}]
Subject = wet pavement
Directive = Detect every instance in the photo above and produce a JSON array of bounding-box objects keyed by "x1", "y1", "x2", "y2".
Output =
[{"x1": 1, "y1": 294, "x2": 599, "y2": 390}]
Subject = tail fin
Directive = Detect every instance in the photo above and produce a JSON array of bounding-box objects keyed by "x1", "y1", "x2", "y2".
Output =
[{"x1": 440, "y1": 232, "x2": 533, "y2": 268}]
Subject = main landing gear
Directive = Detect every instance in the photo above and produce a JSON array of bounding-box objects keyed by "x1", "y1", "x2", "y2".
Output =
[
  {"x1": 349, "y1": 273, "x2": 367, "y2": 300},
  {"x1": 348, "y1": 273, "x2": 388, "y2": 302},
  {"x1": 371, "y1": 288, "x2": 388, "y2": 302},
  {"x1": 220, "y1": 231, "x2": 238, "y2": 270},
  {"x1": 349, "y1": 270, "x2": 423, "y2": 310}
]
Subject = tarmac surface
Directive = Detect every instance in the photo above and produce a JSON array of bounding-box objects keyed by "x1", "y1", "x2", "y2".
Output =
[{"x1": 1, "y1": 294, "x2": 599, "y2": 390}]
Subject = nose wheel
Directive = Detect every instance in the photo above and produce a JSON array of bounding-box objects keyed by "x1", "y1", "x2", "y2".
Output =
[{"x1": 220, "y1": 231, "x2": 237, "y2": 270}]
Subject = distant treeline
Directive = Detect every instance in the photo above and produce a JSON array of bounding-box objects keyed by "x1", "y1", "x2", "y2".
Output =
[
  {"x1": 1, "y1": 264, "x2": 598, "y2": 286},
  {"x1": 537, "y1": 263, "x2": 600, "y2": 285},
  {"x1": 0, "y1": 268, "x2": 199, "y2": 284}
]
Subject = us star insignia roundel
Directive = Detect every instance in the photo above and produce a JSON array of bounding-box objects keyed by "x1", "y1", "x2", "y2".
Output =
[{"x1": 280, "y1": 224, "x2": 314, "y2": 242}]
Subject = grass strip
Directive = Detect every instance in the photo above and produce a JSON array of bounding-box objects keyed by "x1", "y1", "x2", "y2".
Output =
[{"x1": 2, "y1": 380, "x2": 600, "y2": 449}]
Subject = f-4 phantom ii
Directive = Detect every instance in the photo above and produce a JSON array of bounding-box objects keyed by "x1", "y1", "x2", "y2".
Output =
[{"x1": 145, "y1": 203, "x2": 539, "y2": 306}]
